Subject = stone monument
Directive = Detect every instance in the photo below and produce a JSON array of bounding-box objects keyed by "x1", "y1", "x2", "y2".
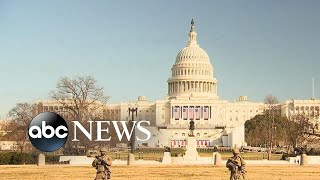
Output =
[
  {"x1": 37, "y1": 153, "x2": 45, "y2": 166},
  {"x1": 127, "y1": 153, "x2": 135, "y2": 165},
  {"x1": 214, "y1": 153, "x2": 222, "y2": 166},
  {"x1": 300, "y1": 153, "x2": 308, "y2": 166},
  {"x1": 183, "y1": 120, "x2": 200, "y2": 161},
  {"x1": 162, "y1": 146, "x2": 172, "y2": 164}
]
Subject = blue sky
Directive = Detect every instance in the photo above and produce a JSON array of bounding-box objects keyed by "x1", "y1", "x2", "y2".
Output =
[{"x1": 1, "y1": 0, "x2": 320, "y2": 118}]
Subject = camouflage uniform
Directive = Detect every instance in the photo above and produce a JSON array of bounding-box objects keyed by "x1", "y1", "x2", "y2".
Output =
[
  {"x1": 226, "y1": 148, "x2": 246, "y2": 180},
  {"x1": 92, "y1": 148, "x2": 113, "y2": 180}
]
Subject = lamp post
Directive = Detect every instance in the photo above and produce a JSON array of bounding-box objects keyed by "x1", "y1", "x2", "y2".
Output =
[{"x1": 128, "y1": 107, "x2": 138, "y2": 153}]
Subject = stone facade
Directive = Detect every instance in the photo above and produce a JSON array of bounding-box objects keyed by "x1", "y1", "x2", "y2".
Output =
[{"x1": 34, "y1": 20, "x2": 320, "y2": 149}]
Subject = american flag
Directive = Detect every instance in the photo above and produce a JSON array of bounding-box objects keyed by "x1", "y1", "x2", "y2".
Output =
[
  {"x1": 174, "y1": 106, "x2": 180, "y2": 120},
  {"x1": 204, "y1": 106, "x2": 209, "y2": 120},
  {"x1": 195, "y1": 106, "x2": 200, "y2": 120},
  {"x1": 183, "y1": 106, "x2": 188, "y2": 120},
  {"x1": 189, "y1": 106, "x2": 194, "y2": 120}
]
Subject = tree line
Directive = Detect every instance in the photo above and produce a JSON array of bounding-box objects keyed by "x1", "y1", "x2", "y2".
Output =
[
  {"x1": 1, "y1": 75, "x2": 129, "y2": 155},
  {"x1": 245, "y1": 95, "x2": 320, "y2": 153}
]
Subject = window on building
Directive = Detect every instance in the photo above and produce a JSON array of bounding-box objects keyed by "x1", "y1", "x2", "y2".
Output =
[
  {"x1": 204, "y1": 133, "x2": 207, "y2": 136},
  {"x1": 197, "y1": 133, "x2": 200, "y2": 137},
  {"x1": 182, "y1": 133, "x2": 185, "y2": 136}
]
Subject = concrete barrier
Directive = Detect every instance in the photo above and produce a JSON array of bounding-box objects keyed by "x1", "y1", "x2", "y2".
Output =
[
  {"x1": 37, "y1": 153, "x2": 45, "y2": 166},
  {"x1": 162, "y1": 152, "x2": 171, "y2": 164},
  {"x1": 300, "y1": 154, "x2": 308, "y2": 166},
  {"x1": 214, "y1": 153, "x2": 222, "y2": 166}
]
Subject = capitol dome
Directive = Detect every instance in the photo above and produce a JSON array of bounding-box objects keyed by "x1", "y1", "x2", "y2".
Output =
[
  {"x1": 167, "y1": 19, "x2": 218, "y2": 100},
  {"x1": 175, "y1": 46, "x2": 210, "y2": 64}
]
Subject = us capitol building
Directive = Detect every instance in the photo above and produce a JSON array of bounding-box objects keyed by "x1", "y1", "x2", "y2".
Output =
[{"x1": 35, "y1": 20, "x2": 320, "y2": 148}]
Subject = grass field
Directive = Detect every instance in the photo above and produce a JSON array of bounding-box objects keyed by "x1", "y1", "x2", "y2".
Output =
[{"x1": 1, "y1": 165, "x2": 320, "y2": 180}]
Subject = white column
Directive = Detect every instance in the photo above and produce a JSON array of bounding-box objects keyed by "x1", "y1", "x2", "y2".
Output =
[
  {"x1": 196, "y1": 81, "x2": 199, "y2": 92},
  {"x1": 172, "y1": 83, "x2": 174, "y2": 93},
  {"x1": 192, "y1": 81, "x2": 194, "y2": 91},
  {"x1": 172, "y1": 83, "x2": 173, "y2": 93},
  {"x1": 177, "y1": 82, "x2": 179, "y2": 93},
  {"x1": 183, "y1": 81, "x2": 185, "y2": 92}
]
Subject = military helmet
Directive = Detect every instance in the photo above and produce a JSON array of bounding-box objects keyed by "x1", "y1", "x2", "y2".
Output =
[
  {"x1": 100, "y1": 147, "x2": 107, "y2": 152},
  {"x1": 232, "y1": 148, "x2": 240, "y2": 154}
]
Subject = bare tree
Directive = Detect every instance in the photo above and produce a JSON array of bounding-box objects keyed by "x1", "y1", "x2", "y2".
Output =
[
  {"x1": 51, "y1": 76, "x2": 109, "y2": 122},
  {"x1": 0, "y1": 120, "x2": 10, "y2": 141},
  {"x1": 264, "y1": 95, "x2": 279, "y2": 159},
  {"x1": 50, "y1": 75, "x2": 110, "y2": 154},
  {"x1": 264, "y1": 95, "x2": 279, "y2": 111},
  {"x1": 7, "y1": 103, "x2": 35, "y2": 153},
  {"x1": 286, "y1": 114, "x2": 320, "y2": 153}
]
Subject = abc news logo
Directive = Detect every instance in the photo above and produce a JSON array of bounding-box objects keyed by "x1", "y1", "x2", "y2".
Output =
[
  {"x1": 28, "y1": 112, "x2": 151, "y2": 152},
  {"x1": 28, "y1": 112, "x2": 68, "y2": 152}
]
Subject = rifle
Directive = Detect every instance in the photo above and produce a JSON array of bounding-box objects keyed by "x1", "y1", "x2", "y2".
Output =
[
  {"x1": 227, "y1": 158, "x2": 246, "y2": 175},
  {"x1": 95, "y1": 156, "x2": 110, "y2": 166},
  {"x1": 227, "y1": 158, "x2": 241, "y2": 171}
]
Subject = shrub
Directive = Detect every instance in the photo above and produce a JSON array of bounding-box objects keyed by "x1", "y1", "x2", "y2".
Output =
[
  {"x1": 46, "y1": 155, "x2": 60, "y2": 164},
  {"x1": 281, "y1": 154, "x2": 296, "y2": 160},
  {"x1": 0, "y1": 152, "x2": 37, "y2": 165}
]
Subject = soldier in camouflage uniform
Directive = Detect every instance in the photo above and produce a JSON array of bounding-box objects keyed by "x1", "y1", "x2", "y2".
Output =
[
  {"x1": 92, "y1": 147, "x2": 113, "y2": 180},
  {"x1": 226, "y1": 148, "x2": 246, "y2": 180}
]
